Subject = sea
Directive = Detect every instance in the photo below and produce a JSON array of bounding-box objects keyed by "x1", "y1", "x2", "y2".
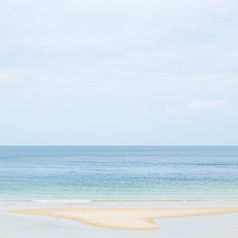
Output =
[{"x1": 0, "y1": 146, "x2": 238, "y2": 207}]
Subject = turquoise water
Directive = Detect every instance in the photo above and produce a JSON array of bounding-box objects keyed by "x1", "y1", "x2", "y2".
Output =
[{"x1": 0, "y1": 146, "x2": 238, "y2": 205}]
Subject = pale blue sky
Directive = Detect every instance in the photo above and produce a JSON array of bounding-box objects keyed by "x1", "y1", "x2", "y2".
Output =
[{"x1": 0, "y1": 0, "x2": 238, "y2": 145}]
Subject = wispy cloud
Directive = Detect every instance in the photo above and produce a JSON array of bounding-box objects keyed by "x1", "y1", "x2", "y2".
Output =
[
  {"x1": 0, "y1": 0, "x2": 238, "y2": 144},
  {"x1": 166, "y1": 100, "x2": 227, "y2": 115},
  {"x1": 228, "y1": 111, "x2": 238, "y2": 116}
]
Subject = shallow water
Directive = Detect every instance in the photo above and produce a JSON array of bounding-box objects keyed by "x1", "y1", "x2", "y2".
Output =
[
  {"x1": 0, "y1": 146, "x2": 238, "y2": 206},
  {"x1": 1, "y1": 207, "x2": 238, "y2": 238},
  {"x1": 1, "y1": 146, "x2": 238, "y2": 237}
]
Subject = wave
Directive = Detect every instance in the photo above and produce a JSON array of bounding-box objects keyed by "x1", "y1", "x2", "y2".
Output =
[{"x1": 1, "y1": 198, "x2": 238, "y2": 206}]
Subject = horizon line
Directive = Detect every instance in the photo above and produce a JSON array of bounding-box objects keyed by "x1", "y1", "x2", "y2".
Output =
[{"x1": 0, "y1": 145, "x2": 237, "y2": 147}]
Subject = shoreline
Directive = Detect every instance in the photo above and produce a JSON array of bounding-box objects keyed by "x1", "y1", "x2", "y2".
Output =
[{"x1": 7, "y1": 207, "x2": 238, "y2": 230}]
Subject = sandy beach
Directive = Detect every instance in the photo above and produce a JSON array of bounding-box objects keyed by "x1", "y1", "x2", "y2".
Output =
[{"x1": 8, "y1": 207, "x2": 238, "y2": 230}]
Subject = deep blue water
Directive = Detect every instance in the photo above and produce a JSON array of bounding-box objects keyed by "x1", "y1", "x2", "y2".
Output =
[{"x1": 0, "y1": 146, "x2": 238, "y2": 204}]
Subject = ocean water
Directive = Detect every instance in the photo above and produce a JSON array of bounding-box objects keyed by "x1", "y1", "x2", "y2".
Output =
[{"x1": 0, "y1": 146, "x2": 238, "y2": 206}]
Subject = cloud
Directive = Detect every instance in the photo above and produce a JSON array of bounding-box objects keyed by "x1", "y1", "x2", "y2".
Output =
[
  {"x1": 166, "y1": 99, "x2": 227, "y2": 115},
  {"x1": 228, "y1": 111, "x2": 238, "y2": 116},
  {"x1": 0, "y1": 0, "x2": 238, "y2": 144},
  {"x1": 0, "y1": 0, "x2": 237, "y2": 52}
]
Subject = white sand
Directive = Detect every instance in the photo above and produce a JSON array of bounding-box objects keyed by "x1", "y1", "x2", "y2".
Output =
[{"x1": 8, "y1": 207, "x2": 238, "y2": 230}]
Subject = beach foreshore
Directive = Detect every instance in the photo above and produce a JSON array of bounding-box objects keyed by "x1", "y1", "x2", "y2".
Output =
[{"x1": 8, "y1": 207, "x2": 238, "y2": 230}]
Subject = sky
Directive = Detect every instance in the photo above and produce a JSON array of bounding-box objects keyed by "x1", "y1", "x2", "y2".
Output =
[{"x1": 0, "y1": 0, "x2": 238, "y2": 145}]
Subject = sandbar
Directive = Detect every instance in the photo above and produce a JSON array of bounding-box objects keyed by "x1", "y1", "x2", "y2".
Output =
[{"x1": 8, "y1": 207, "x2": 238, "y2": 230}]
